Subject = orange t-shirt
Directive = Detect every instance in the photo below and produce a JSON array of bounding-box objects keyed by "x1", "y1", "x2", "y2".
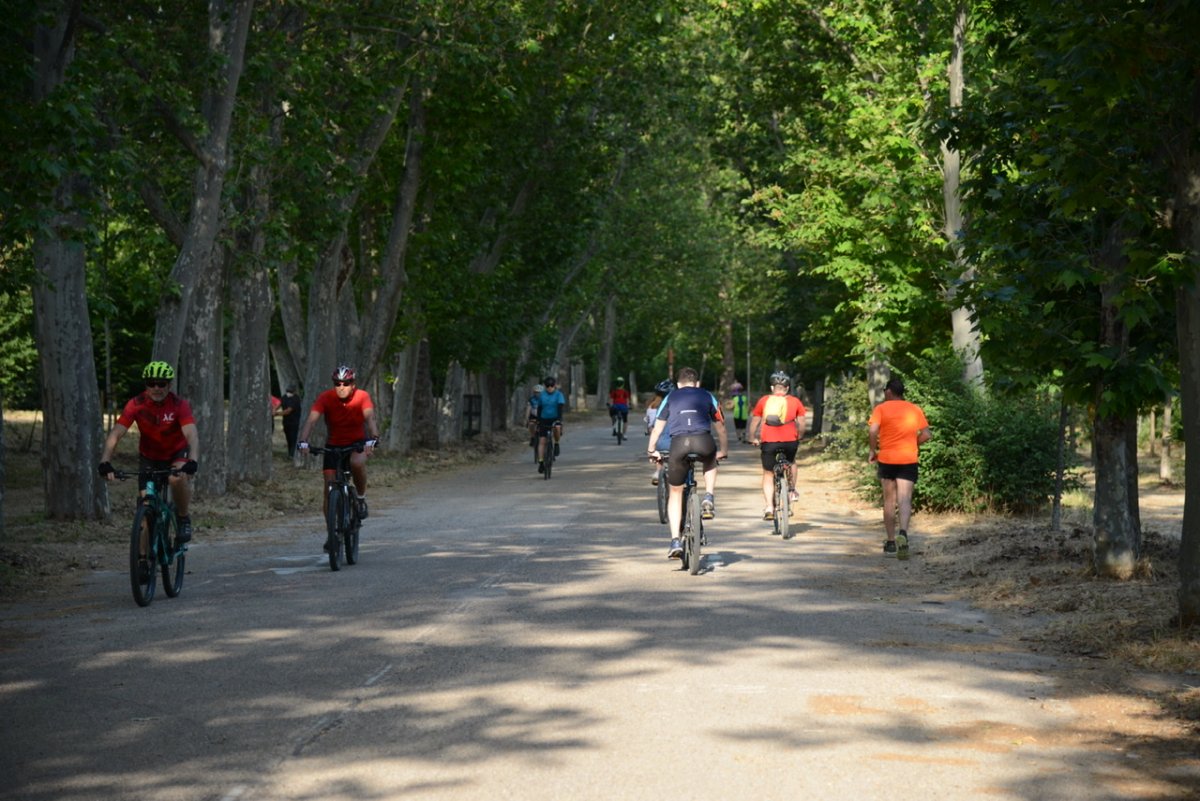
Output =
[{"x1": 868, "y1": 399, "x2": 928, "y2": 464}]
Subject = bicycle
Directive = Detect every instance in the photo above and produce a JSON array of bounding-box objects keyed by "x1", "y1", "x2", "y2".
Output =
[
  {"x1": 653, "y1": 451, "x2": 705, "y2": 575},
  {"x1": 310, "y1": 444, "x2": 365, "y2": 571},
  {"x1": 537, "y1": 420, "x2": 560, "y2": 480},
  {"x1": 611, "y1": 407, "x2": 627, "y2": 445},
  {"x1": 771, "y1": 449, "x2": 795, "y2": 539},
  {"x1": 115, "y1": 468, "x2": 187, "y2": 607}
]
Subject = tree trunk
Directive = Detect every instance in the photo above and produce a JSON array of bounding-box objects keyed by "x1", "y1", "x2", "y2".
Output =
[
  {"x1": 942, "y1": 2, "x2": 984, "y2": 388},
  {"x1": 0, "y1": 392, "x2": 6, "y2": 539},
  {"x1": 30, "y1": 3, "x2": 109, "y2": 521},
  {"x1": 152, "y1": 0, "x2": 253, "y2": 370},
  {"x1": 410, "y1": 338, "x2": 439, "y2": 449},
  {"x1": 178, "y1": 245, "x2": 228, "y2": 497},
  {"x1": 720, "y1": 314, "x2": 736, "y2": 400},
  {"x1": 1160, "y1": 401, "x2": 1173, "y2": 482},
  {"x1": 227, "y1": 172, "x2": 275, "y2": 482},
  {"x1": 438, "y1": 362, "x2": 466, "y2": 445},
  {"x1": 386, "y1": 341, "x2": 418, "y2": 454},
  {"x1": 1091, "y1": 410, "x2": 1141, "y2": 578},
  {"x1": 1173, "y1": 161, "x2": 1200, "y2": 624},
  {"x1": 595, "y1": 294, "x2": 616, "y2": 408}
]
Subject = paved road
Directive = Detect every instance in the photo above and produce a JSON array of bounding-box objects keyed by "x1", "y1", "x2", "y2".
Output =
[{"x1": 0, "y1": 419, "x2": 1162, "y2": 800}]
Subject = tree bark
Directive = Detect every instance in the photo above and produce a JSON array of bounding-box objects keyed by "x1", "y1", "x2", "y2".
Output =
[
  {"x1": 30, "y1": 2, "x2": 109, "y2": 521},
  {"x1": 152, "y1": 0, "x2": 253, "y2": 370},
  {"x1": 942, "y1": 2, "x2": 984, "y2": 388},
  {"x1": 595, "y1": 294, "x2": 616, "y2": 408},
  {"x1": 1160, "y1": 401, "x2": 1173, "y2": 483},
  {"x1": 1173, "y1": 161, "x2": 1200, "y2": 624},
  {"x1": 178, "y1": 244, "x2": 228, "y2": 497}
]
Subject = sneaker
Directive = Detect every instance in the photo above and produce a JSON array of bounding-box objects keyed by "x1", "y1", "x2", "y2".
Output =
[
  {"x1": 701, "y1": 494, "x2": 715, "y2": 520},
  {"x1": 897, "y1": 531, "x2": 909, "y2": 561},
  {"x1": 883, "y1": 539, "x2": 897, "y2": 557},
  {"x1": 323, "y1": 537, "x2": 334, "y2": 554},
  {"x1": 763, "y1": 508, "x2": 774, "y2": 521},
  {"x1": 176, "y1": 516, "x2": 193, "y2": 544},
  {"x1": 668, "y1": 538, "x2": 683, "y2": 559},
  {"x1": 357, "y1": 496, "x2": 369, "y2": 519},
  {"x1": 537, "y1": 460, "x2": 545, "y2": 474},
  {"x1": 553, "y1": 442, "x2": 561, "y2": 457},
  {"x1": 650, "y1": 474, "x2": 659, "y2": 486},
  {"x1": 788, "y1": 490, "x2": 799, "y2": 504}
]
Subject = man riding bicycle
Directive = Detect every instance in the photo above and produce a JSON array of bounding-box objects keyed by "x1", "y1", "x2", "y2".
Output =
[
  {"x1": 749, "y1": 371, "x2": 806, "y2": 520},
  {"x1": 531, "y1": 376, "x2": 565, "y2": 473},
  {"x1": 297, "y1": 366, "x2": 381, "y2": 544},
  {"x1": 608, "y1": 376, "x2": 630, "y2": 437},
  {"x1": 646, "y1": 367, "x2": 727, "y2": 559},
  {"x1": 98, "y1": 360, "x2": 200, "y2": 542}
]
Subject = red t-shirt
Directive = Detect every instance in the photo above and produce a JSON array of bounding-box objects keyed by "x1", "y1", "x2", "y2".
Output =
[
  {"x1": 751, "y1": 394, "x2": 807, "y2": 443},
  {"x1": 311, "y1": 387, "x2": 374, "y2": 445},
  {"x1": 609, "y1": 388, "x2": 631, "y2": 406},
  {"x1": 117, "y1": 392, "x2": 195, "y2": 460}
]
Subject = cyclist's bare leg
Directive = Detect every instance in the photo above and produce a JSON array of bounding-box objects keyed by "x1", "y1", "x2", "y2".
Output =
[
  {"x1": 536, "y1": 433, "x2": 547, "y2": 461},
  {"x1": 880, "y1": 477, "x2": 898, "y2": 540},
  {"x1": 760, "y1": 470, "x2": 774, "y2": 510},
  {"x1": 350, "y1": 451, "x2": 369, "y2": 496},
  {"x1": 895, "y1": 477, "x2": 916, "y2": 533},
  {"x1": 168, "y1": 471, "x2": 191, "y2": 517},
  {"x1": 666, "y1": 483, "x2": 685, "y2": 536}
]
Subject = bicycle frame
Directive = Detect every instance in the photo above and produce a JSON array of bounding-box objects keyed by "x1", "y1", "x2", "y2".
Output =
[
  {"x1": 312, "y1": 445, "x2": 363, "y2": 570},
  {"x1": 118, "y1": 467, "x2": 186, "y2": 606},
  {"x1": 773, "y1": 450, "x2": 793, "y2": 539}
]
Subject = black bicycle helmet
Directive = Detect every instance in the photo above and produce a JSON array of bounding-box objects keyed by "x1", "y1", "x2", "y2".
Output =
[
  {"x1": 769, "y1": 370, "x2": 791, "y2": 388},
  {"x1": 654, "y1": 379, "x2": 674, "y2": 394},
  {"x1": 543, "y1": 375, "x2": 557, "y2": 385}
]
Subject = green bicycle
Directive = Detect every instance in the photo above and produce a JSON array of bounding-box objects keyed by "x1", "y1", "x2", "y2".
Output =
[{"x1": 116, "y1": 468, "x2": 187, "y2": 607}]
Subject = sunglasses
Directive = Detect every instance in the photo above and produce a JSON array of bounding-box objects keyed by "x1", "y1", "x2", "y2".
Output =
[
  {"x1": 334, "y1": 380, "x2": 354, "y2": 387},
  {"x1": 145, "y1": 380, "x2": 169, "y2": 388}
]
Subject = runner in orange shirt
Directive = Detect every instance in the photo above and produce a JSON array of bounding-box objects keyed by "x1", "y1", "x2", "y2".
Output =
[{"x1": 868, "y1": 377, "x2": 931, "y2": 560}]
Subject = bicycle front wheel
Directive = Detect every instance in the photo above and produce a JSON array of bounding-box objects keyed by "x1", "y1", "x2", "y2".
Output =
[
  {"x1": 543, "y1": 437, "x2": 554, "y2": 479},
  {"x1": 344, "y1": 507, "x2": 360, "y2": 565},
  {"x1": 776, "y1": 473, "x2": 791, "y2": 540},
  {"x1": 129, "y1": 504, "x2": 156, "y2": 607},
  {"x1": 616, "y1": 417, "x2": 624, "y2": 445},
  {"x1": 326, "y1": 487, "x2": 345, "y2": 571},
  {"x1": 686, "y1": 489, "x2": 702, "y2": 575},
  {"x1": 161, "y1": 508, "x2": 185, "y2": 597}
]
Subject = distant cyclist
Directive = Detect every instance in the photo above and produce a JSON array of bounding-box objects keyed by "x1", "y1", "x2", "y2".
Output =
[
  {"x1": 608, "y1": 376, "x2": 631, "y2": 437},
  {"x1": 531, "y1": 375, "x2": 566, "y2": 473},
  {"x1": 728, "y1": 381, "x2": 750, "y2": 443},
  {"x1": 297, "y1": 366, "x2": 381, "y2": 530},
  {"x1": 646, "y1": 367, "x2": 727, "y2": 559},
  {"x1": 643, "y1": 379, "x2": 674, "y2": 485},
  {"x1": 98, "y1": 360, "x2": 200, "y2": 542},
  {"x1": 749, "y1": 371, "x2": 806, "y2": 520}
]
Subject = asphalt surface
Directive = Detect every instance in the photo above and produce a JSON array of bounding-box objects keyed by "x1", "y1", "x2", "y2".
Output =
[{"x1": 0, "y1": 419, "x2": 1165, "y2": 800}]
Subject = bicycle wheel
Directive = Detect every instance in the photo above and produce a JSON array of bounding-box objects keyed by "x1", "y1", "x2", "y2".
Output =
[
  {"x1": 776, "y1": 472, "x2": 791, "y2": 540},
  {"x1": 344, "y1": 505, "x2": 360, "y2": 565},
  {"x1": 656, "y1": 467, "x2": 669, "y2": 524},
  {"x1": 129, "y1": 504, "x2": 156, "y2": 607},
  {"x1": 161, "y1": 508, "x2": 185, "y2": 597},
  {"x1": 543, "y1": 436, "x2": 554, "y2": 480},
  {"x1": 326, "y1": 487, "x2": 344, "y2": 571},
  {"x1": 616, "y1": 416, "x2": 624, "y2": 445},
  {"x1": 686, "y1": 489, "x2": 702, "y2": 575}
]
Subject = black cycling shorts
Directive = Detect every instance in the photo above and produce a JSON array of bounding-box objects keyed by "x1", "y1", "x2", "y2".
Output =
[
  {"x1": 666, "y1": 433, "x2": 717, "y2": 487},
  {"x1": 323, "y1": 441, "x2": 365, "y2": 471},
  {"x1": 876, "y1": 462, "x2": 919, "y2": 483},
  {"x1": 760, "y1": 440, "x2": 798, "y2": 471},
  {"x1": 138, "y1": 450, "x2": 189, "y2": 491}
]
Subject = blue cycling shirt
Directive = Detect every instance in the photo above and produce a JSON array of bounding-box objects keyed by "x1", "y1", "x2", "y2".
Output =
[{"x1": 656, "y1": 386, "x2": 720, "y2": 437}]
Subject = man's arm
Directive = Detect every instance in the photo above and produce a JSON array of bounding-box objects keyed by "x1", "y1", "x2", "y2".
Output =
[
  {"x1": 363, "y1": 408, "x2": 381, "y2": 441},
  {"x1": 868, "y1": 422, "x2": 881, "y2": 462},
  {"x1": 748, "y1": 415, "x2": 762, "y2": 443},
  {"x1": 917, "y1": 426, "x2": 932, "y2": 446},
  {"x1": 181, "y1": 422, "x2": 200, "y2": 464},
  {"x1": 297, "y1": 409, "x2": 322, "y2": 444}
]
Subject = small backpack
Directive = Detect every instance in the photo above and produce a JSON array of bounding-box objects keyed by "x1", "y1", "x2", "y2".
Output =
[{"x1": 763, "y1": 394, "x2": 791, "y2": 426}]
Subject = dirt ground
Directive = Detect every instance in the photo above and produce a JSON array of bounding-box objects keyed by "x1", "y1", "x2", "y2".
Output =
[{"x1": 2, "y1": 412, "x2": 1199, "y2": 794}]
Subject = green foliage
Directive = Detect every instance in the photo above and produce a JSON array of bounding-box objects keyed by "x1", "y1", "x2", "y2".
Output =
[{"x1": 0, "y1": 293, "x2": 39, "y2": 408}]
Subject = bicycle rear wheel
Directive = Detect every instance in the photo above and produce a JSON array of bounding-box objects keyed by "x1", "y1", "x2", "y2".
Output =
[
  {"x1": 616, "y1": 416, "x2": 624, "y2": 445},
  {"x1": 656, "y1": 467, "x2": 669, "y2": 524},
  {"x1": 686, "y1": 489, "x2": 702, "y2": 575},
  {"x1": 161, "y1": 508, "x2": 185, "y2": 597},
  {"x1": 776, "y1": 472, "x2": 791, "y2": 539},
  {"x1": 129, "y1": 504, "x2": 156, "y2": 607},
  {"x1": 326, "y1": 487, "x2": 345, "y2": 571},
  {"x1": 543, "y1": 436, "x2": 554, "y2": 479}
]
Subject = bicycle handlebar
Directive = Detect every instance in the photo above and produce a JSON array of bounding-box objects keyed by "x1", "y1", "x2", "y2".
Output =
[{"x1": 110, "y1": 467, "x2": 183, "y2": 481}]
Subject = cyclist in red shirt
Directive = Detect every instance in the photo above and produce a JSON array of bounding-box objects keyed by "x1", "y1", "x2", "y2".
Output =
[
  {"x1": 608, "y1": 376, "x2": 631, "y2": 437},
  {"x1": 98, "y1": 361, "x2": 200, "y2": 542},
  {"x1": 297, "y1": 366, "x2": 381, "y2": 526},
  {"x1": 749, "y1": 371, "x2": 806, "y2": 521}
]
